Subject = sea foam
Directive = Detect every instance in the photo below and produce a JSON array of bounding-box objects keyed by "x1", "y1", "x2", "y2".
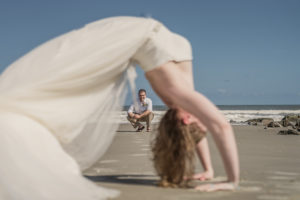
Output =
[{"x1": 117, "y1": 109, "x2": 300, "y2": 125}]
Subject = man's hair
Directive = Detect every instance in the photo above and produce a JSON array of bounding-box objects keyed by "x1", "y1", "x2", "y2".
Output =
[
  {"x1": 151, "y1": 109, "x2": 206, "y2": 188},
  {"x1": 138, "y1": 89, "x2": 146, "y2": 95}
]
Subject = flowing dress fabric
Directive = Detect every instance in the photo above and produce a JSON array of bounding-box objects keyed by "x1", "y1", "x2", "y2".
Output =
[{"x1": 0, "y1": 16, "x2": 192, "y2": 199}]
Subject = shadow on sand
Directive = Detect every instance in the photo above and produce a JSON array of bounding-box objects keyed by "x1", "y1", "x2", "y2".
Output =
[
  {"x1": 116, "y1": 130, "x2": 137, "y2": 133},
  {"x1": 86, "y1": 174, "x2": 158, "y2": 186}
]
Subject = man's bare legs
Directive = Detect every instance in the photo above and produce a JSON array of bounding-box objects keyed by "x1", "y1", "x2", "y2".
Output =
[
  {"x1": 127, "y1": 115, "x2": 141, "y2": 128},
  {"x1": 145, "y1": 112, "x2": 154, "y2": 131}
]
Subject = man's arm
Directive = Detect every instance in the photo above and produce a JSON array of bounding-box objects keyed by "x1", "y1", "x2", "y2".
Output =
[
  {"x1": 137, "y1": 110, "x2": 151, "y2": 118},
  {"x1": 128, "y1": 104, "x2": 135, "y2": 117}
]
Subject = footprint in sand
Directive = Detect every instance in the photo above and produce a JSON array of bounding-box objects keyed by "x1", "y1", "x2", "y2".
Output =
[
  {"x1": 267, "y1": 176, "x2": 296, "y2": 181},
  {"x1": 238, "y1": 186, "x2": 262, "y2": 192},
  {"x1": 256, "y1": 171, "x2": 300, "y2": 200},
  {"x1": 133, "y1": 141, "x2": 143, "y2": 144},
  {"x1": 267, "y1": 189, "x2": 289, "y2": 195},
  {"x1": 275, "y1": 183, "x2": 300, "y2": 190},
  {"x1": 267, "y1": 171, "x2": 299, "y2": 181},
  {"x1": 99, "y1": 159, "x2": 119, "y2": 164},
  {"x1": 271, "y1": 171, "x2": 300, "y2": 176},
  {"x1": 130, "y1": 153, "x2": 147, "y2": 156},
  {"x1": 93, "y1": 168, "x2": 115, "y2": 173},
  {"x1": 257, "y1": 195, "x2": 289, "y2": 200}
]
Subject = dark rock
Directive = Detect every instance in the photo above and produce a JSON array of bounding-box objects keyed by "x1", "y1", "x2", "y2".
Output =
[
  {"x1": 248, "y1": 121, "x2": 258, "y2": 126},
  {"x1": 262, "y1": 119, "x2": 274, "y2": 126},
  {"x1": 267, "y1": 121, "x2": 282, "y2": 128},
  {"x1": 280, "y1": 114, "x2": 300, "y2": 127},
  {"x1": 246, "y1": 118, "x2": 274, "y2": 126},
  {"x1": 296, "y1": 119, "x2": 300, "y2": 128},
  {"x1": 281, "y1": 114, "x2": 300, "y2": 122},
  {"x1": 247, "y1": 118, "x2": 274, "y2": 123},
  {"x1": 278, "y1": 129, "x2": 300, "y2": 135},
  {"x1": 280, "y1": 121, "x2": 297, "y2": 129}
]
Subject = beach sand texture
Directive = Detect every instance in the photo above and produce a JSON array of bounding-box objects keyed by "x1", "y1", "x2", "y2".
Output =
[{"x1": 84, "y1": 124, "x2": 300, "y2": 200}]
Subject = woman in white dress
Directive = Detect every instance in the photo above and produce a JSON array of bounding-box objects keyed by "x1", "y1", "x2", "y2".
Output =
[{"x1": 0, "y1": 16, "x2": 239, "y2": 199}]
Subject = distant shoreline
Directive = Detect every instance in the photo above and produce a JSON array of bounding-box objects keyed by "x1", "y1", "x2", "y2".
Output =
[
  {"x1": 123, "y1": 104, "x2": 300, "y2": 111},
  {"x1": 119, "y1": 105, "x2": 300, "y2": 125}
]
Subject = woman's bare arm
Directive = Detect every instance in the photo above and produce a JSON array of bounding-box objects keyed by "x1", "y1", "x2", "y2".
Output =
[
  {"x1": 194, "y1": 137, "x2": 214, "y2": 180},
  {"x1": 172, "y1": 62, "x2": 214, "y2": 181}
]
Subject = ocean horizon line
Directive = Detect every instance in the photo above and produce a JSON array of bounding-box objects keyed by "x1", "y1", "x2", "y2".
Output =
[{"x1": 123, "y1": 104, "x2": 300, "y2": 111}]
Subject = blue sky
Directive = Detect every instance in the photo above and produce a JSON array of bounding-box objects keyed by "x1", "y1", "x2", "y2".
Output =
[{"x1": 0, "y1": 0, "x2": 299, "y2": 105}]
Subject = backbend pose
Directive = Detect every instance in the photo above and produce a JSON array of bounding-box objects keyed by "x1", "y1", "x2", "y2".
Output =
[
  {"x1": 152, "y1": 108, "x2": 210, "y2": 187},
  {"x1": 0, "y1": 16, "x2": 239, "y2": 199}
]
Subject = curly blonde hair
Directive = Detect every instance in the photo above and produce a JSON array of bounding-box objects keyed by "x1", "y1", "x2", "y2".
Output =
[{"x1": 151, "y1": 109, "x2": 206, "y2": 188}]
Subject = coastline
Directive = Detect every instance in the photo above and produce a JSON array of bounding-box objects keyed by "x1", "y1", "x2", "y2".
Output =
[
  {"x1": 84, "y1": 124, "x2": 300, "y2": 200},
  {"x1": 120, "y1": 105, "x2": 300, "y2": 125}
]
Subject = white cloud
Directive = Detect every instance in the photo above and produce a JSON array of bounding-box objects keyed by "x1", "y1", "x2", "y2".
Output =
[{"x1": 217, "y1": 89, "x2": 227, "y2": 94}]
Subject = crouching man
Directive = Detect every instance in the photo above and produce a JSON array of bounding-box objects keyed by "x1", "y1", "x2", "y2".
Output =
[{"x1": 127, "y1": 89, "x2": 154, "y2": 132}]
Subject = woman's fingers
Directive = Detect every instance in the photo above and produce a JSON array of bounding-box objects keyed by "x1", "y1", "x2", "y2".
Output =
[{"x1": 192, "y1": 172, "x2": 213, "y2": 181}]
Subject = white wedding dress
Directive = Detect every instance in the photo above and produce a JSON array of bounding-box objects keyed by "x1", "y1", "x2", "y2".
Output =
[{"x1": 0, "y1": 16, "x2": 192, "y2": 199}]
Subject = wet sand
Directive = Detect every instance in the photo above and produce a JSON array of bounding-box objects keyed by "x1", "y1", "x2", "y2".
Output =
[{"x1": 84, "y1": 124, "x2": 300, "y2": 200}]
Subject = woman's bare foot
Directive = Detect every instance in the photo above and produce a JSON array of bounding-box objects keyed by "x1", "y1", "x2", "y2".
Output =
[{"x1": 195, "y1": 182, "x2": 238, "y2": 192}]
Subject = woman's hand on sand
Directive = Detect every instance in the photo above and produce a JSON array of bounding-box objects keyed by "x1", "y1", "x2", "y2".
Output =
[
  {"x1": 195, "y1": 182, "x2": 238, "y2": 192},
  {"x1": 184, "y1": 171, "x2": 213, "y2": 181},
  {"x1": 192, "y1": 171, "x2": 214, "y2": 181}
]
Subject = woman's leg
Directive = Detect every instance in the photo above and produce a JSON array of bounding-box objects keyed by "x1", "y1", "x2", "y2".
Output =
[{"x1": 172, "y1": 62, "x2": 214, "y2": 180}]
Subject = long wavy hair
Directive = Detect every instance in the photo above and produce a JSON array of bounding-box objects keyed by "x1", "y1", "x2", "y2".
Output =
[{"x1": 151, "y1": 109, "x2": 206, "y2": 188}]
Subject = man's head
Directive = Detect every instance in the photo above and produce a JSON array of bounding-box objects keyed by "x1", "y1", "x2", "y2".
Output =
[{"x1": 138, "y1": 89, "x2": 147, "y2": 102}]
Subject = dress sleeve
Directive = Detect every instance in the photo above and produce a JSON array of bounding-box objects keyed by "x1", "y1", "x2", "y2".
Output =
[{"x1": 132, "y1": 20, "x2": 193, "y2": 72}]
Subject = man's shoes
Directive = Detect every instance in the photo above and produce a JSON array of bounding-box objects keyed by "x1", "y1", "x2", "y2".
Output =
[{"x1": 136, "y1": 126, "x2": 145, "y2": 132}]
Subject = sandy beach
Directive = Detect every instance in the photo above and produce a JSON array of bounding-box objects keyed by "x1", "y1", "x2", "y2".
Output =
[{"x1": 84, "y1": 124, "x2": 300, "y2": 200}]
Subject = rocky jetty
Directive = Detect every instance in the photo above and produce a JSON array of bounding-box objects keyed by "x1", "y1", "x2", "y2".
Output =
[
  {"x1": 246, "y1": 118, "x2": 274, "y2": 126},
  {"x1": 267, "y1": 121, "x2": 282, "y2": 128},
  {"x1": 278, "y1": 129, "x2": 300, "y2": 135},
  {"x1": 280, "y1": 114, "x2": 300, "y2": 128},
  {"x1": 245, "y1": 114, "x2": 300, "y2": 135}
]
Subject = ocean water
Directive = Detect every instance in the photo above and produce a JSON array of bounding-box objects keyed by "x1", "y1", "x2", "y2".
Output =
[{"x1": 119, "y1": 105, "x2": 300, "y2": 125}]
